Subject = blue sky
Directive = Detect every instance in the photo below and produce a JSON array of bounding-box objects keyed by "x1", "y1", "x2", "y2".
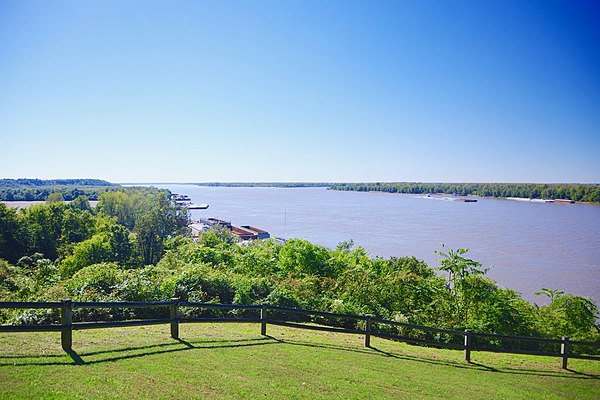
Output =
[{"x1": 1, "y1": 0, "x2": 599, "y2": 183}]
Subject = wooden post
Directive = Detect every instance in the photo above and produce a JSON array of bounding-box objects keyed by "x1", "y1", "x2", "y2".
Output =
[
  {"x1": 170, "y1": 298, "x2": 179, "y2": 340},
  {"x1": 260, "y1": 303, "x2": 267, "y2": 336},
  {"x1": 561, "y1": 336, "x2": 569, "y2": 369},
  {"x1": 61, "y1": 299, "x2": 72, "y2": 352},
  {"x1": 365, "y1": 314, "x2": 372, "y2": 348},
  {"x1": 464, "y1": 329, "x2": 472, "y2": 362}
]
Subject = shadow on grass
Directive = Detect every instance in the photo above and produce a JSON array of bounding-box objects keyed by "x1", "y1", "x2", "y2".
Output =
[
  {"x1": 565, "y1": 368, "x2": 600, "y2": 378},
  {"x1": 0, "y1": 336, "x2": 278, "y2": 367},
  {"x1": 264, "y1": 335, "x2": 598, "y2": 381},
  {"x1": 2, "y1": 333, "x2": 598, "y2": 380},
  {"x1": 368, "y1": 345, "x2": 599, "y2": 380},
  {"x1": 66, "y1": 349, "x2": 84, "y2": 365}
]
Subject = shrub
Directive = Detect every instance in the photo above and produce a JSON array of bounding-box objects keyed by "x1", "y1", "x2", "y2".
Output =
[{"x1": 64, "y1": 263, "x2": 125, "y2": 299}]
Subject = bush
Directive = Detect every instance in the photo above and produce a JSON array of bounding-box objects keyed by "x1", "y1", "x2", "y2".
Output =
[
  {"x1": 64, "y1": 263, "x2": 125, "y2": 299},
  {"x1": 161, "y1": 265, "x2": 235, "y2": 303},
  {"x1": 0, "y1": 259, "x2": 35, "y2": 301},
  {"x1": 278, "y1": 239, "x2": 333, "y2": 277}
]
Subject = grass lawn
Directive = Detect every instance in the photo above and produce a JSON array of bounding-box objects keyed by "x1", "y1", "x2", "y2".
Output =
[{"x1": 0, "y1": 323, "x2": 598, "y2": 399}]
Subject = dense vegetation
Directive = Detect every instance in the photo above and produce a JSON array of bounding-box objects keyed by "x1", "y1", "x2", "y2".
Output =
[
  {"x1": 0, "y1": 187, "x2": 187, "y2": 267},
  {"x1": 0, "y1": 179, "x2": 116, "y2": 188},
  {"x1": 1, "y1": 189, "x2": 598, "y2": 354},
  {"x1": 330, "y1": 182, "x2": 600, "y2": 202},
  {"x1": 0, "y1": 178, "x2": 119, "y2": 201}
]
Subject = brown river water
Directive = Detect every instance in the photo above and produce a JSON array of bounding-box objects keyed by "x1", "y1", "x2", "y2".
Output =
[{"x1": 158, "y1": 185, "x2": 600, "y2": 305}]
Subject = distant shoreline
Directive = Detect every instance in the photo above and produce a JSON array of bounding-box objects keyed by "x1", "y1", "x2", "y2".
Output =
[
  {"x1": 2, "y1": 200, "x2": 99, "y2": 209},
  {"x1": 133, "y1": 182, "x2": 599, "y2": 204},
  {"x1": 3, "y1": 180, "x2": 599, "y2": 204}
]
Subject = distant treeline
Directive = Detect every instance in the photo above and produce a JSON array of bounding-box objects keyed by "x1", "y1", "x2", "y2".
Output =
[
  {"x1": 329, "y1": 182, "x2": 600, "y2": 202},
  {"x1": 0, "y1": 179, "x2": 119, "y2": 201},
  {"x1": 0, "y1": 179, "x2": 116, "y2": 188},
  {"x1": 197, "y1": 182, "x2": 331, "y2": 188}
]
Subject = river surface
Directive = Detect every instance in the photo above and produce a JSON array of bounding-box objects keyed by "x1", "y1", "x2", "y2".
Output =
[{"x1": 156, "y1": 184, "x2": 600, "y2": 304}]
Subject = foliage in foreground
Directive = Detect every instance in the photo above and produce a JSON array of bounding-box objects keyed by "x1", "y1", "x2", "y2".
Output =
[{"x1": 1, "y1": 238, "x2": 598, "y2": 353}]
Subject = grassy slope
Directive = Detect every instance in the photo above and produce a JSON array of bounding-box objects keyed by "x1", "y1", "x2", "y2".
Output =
[{"x1": 0, "y1": 323, "x2": 598, "y2": 399}]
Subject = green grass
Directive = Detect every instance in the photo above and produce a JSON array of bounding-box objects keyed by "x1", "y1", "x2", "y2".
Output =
[{"x1": 0, "y1": 323, "x2": 598, "y2": 399}]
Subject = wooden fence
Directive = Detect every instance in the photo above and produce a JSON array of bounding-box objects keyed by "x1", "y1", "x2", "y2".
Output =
[{"x1": 1, "y1": 300, "x2": 599, "y2": 369}]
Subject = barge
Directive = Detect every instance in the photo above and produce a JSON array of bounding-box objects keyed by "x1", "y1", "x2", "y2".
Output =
[
  {"x1": 193, "y1": 218, "x2": 270, "y2": 241},
  {"x1": 186, "y1": 203, "x2": 209, "y2": 209},
  {"x1": 506, "y1": 197, "x2": 573, "y2": 204},
  {"x1": 423, "y1": 194, "x2": 477, "y2": 202}
]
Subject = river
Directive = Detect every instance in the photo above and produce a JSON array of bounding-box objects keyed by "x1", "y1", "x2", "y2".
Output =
[{"x1": 156, "y1": 184, "x2": 600, "y2": 305}]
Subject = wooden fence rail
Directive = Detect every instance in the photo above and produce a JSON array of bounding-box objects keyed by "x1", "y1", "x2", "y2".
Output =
[{"x1": 1, "y1": 300, "x2": 598, "y2": 369}]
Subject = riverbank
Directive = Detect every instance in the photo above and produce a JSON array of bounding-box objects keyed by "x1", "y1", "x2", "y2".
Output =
[{"x1": 328, "y1": 182, "x2": 600, "y2": 203}]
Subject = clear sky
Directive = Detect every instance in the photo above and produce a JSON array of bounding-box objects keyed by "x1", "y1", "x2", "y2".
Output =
[{"x1": 1, "y1": 0, "x2": 599, "y2": 183}]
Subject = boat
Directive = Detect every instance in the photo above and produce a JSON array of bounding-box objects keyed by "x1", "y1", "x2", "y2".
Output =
[
  {"x1": 554, "y1": 199, "x2": 575, "y2": 204},
  {"x1": 507, "y1": 197, "x2": 556, "y2": 204},
  {"x1": 172, "y1": 194, "x2": 191, "y2": 201},
  {"x1": 423, "y1": 195, "x2": 477, "y2": 202},
  {"x1": 186, "y1": 203, "x2": 209, "y2": 210}
]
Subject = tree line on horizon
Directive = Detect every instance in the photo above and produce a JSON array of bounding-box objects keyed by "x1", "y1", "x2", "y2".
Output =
[
  {"x1": 0, "y1": 178, "x2": 116, "y2": 188},
  {"x1": 0, "y1": 179, "x2": 120, "y2": 202},
  {"x1": 2, "y1": 179, "x2": 599, "y2": 203},
  {"x1": 329, "y1": 182, "x2": 600, "y2": 202},
  {"x1": 1, "y1": 188, "x2": 598, "y2": 354}
]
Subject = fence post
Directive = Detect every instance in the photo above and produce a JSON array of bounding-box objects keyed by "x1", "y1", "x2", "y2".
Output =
[
  {"x1": 60, "y1": 299, "x2": 72, "y2": 352},
  {"x1": 464, "y1": 329, "x2": 472, "y2": 362},
  {"x1": 260, "y1": 303, "x2": 267, "y2": 336},
  {"x1": 561, "y1": 336, "x2": 569, "y2": 369},
  {"x1": 365, "y1": 314, "x2": 372, "y2": 348},
  {"x1": 170, "y1": 298, "x2": 179, "y2": 340}
]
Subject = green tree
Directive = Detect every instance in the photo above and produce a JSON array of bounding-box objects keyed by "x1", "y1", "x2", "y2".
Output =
[
  {"x1": 60, "y1": 216, "x2": 133, "y2": 277},
  {"x1": 435, "y1": 246, "x2": 489, "y2": 326},
  {"x1": 97, "y1": 191, "x2": 138, "y2": 229},
  {"x1": 19, "y1": 203, "x2": 67, "y2": 260},
  {"x1": 46, "y1": 192, "x2": 64, "y2": 203},
  {"x1": 69, "y1": 195, "x2": 93, "y2": 212},
  {"x1": 435, "y1": 246, "x2": 488, "y2": 293},
  {"x1": 278, "y1": 239, "x2": 332, "y2": 277},
  {"x1": 535, "y1": 288, "x2": 565, "y2": 302},
  {"x1": 460, "y1": 275, "x2": 536, "y2": 336},
  {"x1": 0, "y1": 203, "x2": 27, "y2": 263},
  {"x1": 536, "y1": 293, "x2": 599, "y2": 340},
  {"x1": 58, "y1": 208, "x2": 95, "y2": 257},
  {"x1": 133, "y1": 192, "x2": 188, "y2": 265}
]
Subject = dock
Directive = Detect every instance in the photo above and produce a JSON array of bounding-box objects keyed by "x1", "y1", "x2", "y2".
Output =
[{"x1": 190, "y1": 218, "x2": 270, "y2": 241}]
